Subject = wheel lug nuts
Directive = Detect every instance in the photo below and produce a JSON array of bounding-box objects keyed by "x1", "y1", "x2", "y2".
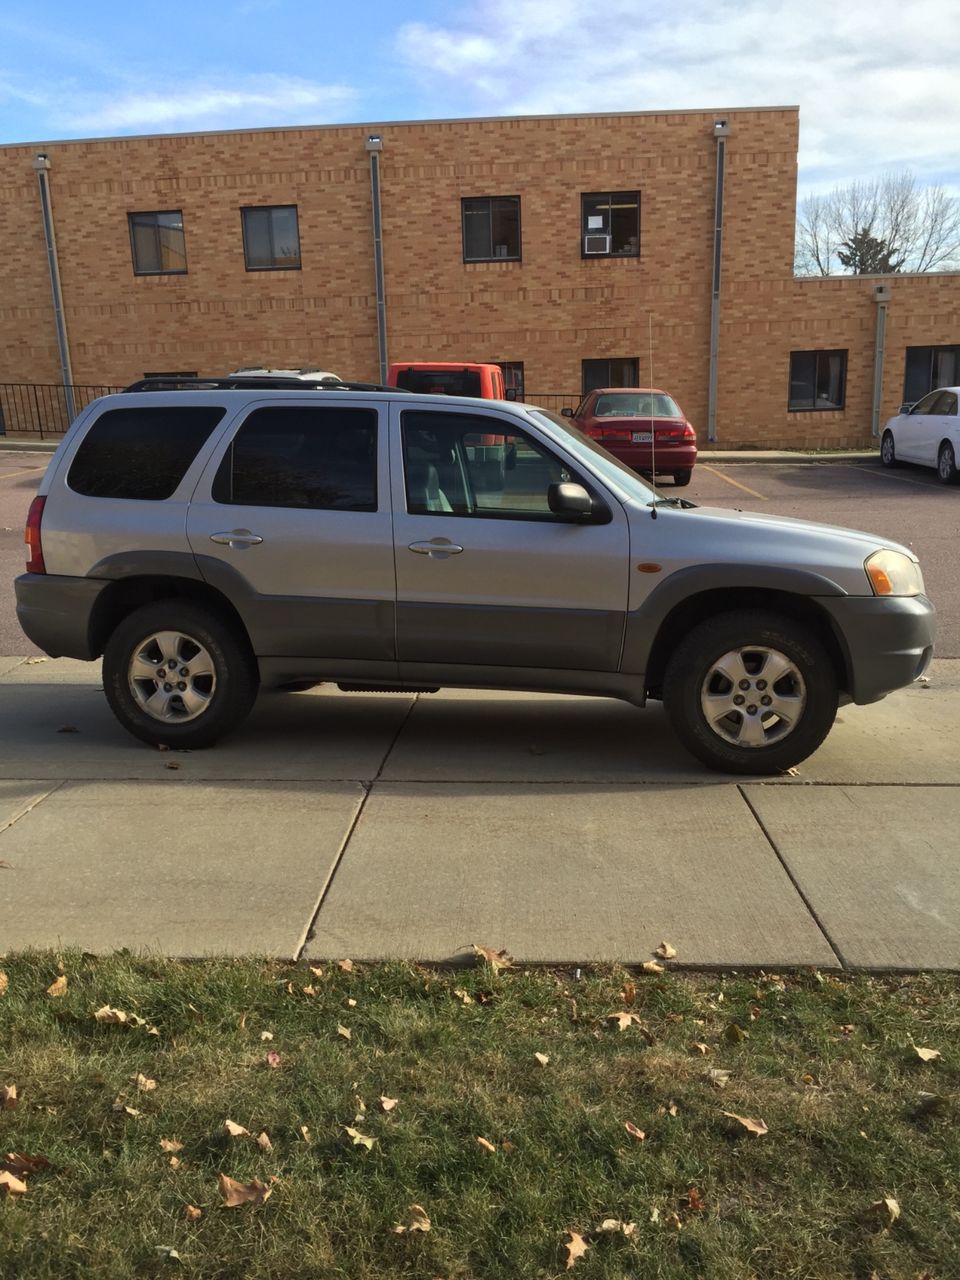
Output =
[
  {"x1": 761, "y1": 695, "x2": 772, "y2": 706},
  {"x1": 178, "y1": 682, "x2": 187, "y2": 691},
  {"x1": 733, "y1": 694, "x2": 745, "y2": 706},
  {"x1": 747, "y1": 704, "x2": 758, "y2": 714},
  {"x1": 163, "y1": 683, "x2": 172, "y2": 692},
  {"x1": 756, "y1": 679, "x2": 767, "y2": 690},
  {"x1": 739, "y1": 679, "x2": 751, "y2": 690},
  {"x1": 180, "y1": 667, "x2": 189, "y2": 677}
]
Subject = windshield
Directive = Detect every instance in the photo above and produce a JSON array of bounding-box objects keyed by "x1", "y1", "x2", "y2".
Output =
[
  {"x1": 528, "y1": 409, "x2": 659, "y2": 502},
  {"x1": 593, "y1": 392, "x2": 682, "y2": 418}
]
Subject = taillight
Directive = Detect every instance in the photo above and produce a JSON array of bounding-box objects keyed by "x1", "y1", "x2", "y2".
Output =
[{"x1": 25, "y1": 495, "x2": 46, "y2": 574}]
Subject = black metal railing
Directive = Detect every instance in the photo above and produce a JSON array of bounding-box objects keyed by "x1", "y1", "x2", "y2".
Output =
[
  {"x1": 518, "y1": 392, "x2": 579, "y2": 413},
  {"x1": 0, "y1": 383, "x2": 122, "y2": 439}
]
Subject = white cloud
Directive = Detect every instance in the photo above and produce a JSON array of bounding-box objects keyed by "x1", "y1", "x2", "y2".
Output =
[
  {"x1": 0, "y1": 72, "x2": 356, "y2": 137},
  {"x1": 396, "y1": 0, "x2": 960, "y2": 195}
]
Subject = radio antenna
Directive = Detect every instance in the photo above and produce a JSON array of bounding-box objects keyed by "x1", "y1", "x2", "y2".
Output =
[{"x1": 648, "y1": 311, "x2": 657, "y2": 498}]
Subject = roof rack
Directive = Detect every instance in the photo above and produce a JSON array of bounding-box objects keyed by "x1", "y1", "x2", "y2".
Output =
[{"x1": 122, "y1": 376, "x2": 409, "y2": 394}]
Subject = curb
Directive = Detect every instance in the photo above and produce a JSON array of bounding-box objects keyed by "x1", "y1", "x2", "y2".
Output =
[
  {"x1": 698, "y1": 451, "x2": 877, "y2": 465},
  {"x1": 0, "y1": 438, "x2": 59, "y2": 453}
]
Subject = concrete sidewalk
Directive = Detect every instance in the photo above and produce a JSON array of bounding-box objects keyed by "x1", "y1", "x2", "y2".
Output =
[{"x1": 0, "y1": 656, "x2": 957, "y2": 970}]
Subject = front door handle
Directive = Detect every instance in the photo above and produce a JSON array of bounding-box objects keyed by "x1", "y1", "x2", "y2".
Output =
[
  {"x1": 210, "y1": 529, "x2": 264, "y2": 548},
  {"x1": 408, "y1": 538, "x2": 464, "y2": 559}
]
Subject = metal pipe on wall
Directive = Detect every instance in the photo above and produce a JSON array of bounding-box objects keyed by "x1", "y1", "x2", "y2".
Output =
[
  {"x1": 33, "y1": 153, "x2": 76, "y2": 422},
  {"x1": 707, "y1": 120, "x2": 729, "y2": 444},
  {"x1": 366, "y1": 134, "x2": 388, "y2": 384}
]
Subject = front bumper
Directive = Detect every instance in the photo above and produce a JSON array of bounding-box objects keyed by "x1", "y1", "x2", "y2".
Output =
[
  {"x1": 822, "y1": 593, "x2": 935, "y2": 704},
  {"x1": 15, "y1": 573, "x2": 110, "y2": 660}
]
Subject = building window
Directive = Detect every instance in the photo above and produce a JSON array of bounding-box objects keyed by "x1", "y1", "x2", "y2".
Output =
[
  {"x1": 581, "y1": 358, "x2": 639, "y2": 393},
  {"x1": 788, "y1": 350, "x2": 847, "y2": 411},
  {"x1": 241, "y1": 205, "x2": 301, "y2": 270},
  {"x1": 904, "y1": 345, "x2": 960, "y2": 405},
  {"x1": 498, "y1": 362, "x2": 525, "y2": 398},
  {"x1": 462, "y1": 197, "x2": 521, "y2": 262},
  {"x1": 581, "y1": 192, "x2": 640, "y2": 257},
  {"x1": 128, "y1": 211, "x2": 187, "y2": 275}
]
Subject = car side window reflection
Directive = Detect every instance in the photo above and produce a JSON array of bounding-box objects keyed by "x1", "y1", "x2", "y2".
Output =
[{"x1": 401, "y1": 410, "x2": 577, "y2": 519}]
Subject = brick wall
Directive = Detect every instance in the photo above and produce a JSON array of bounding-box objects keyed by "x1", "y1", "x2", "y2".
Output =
[{"x1": 0, "y1": 107, "x2": 957, "y2": 447}]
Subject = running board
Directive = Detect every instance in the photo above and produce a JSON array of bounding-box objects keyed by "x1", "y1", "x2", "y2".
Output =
[{"x1": 336, "y1": 683, "x2": 439, "y2": 694}]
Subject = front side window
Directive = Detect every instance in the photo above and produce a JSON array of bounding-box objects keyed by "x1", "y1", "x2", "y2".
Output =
[
  {"x1": 581, "y1": 358, "x2": 639, "y2": 394},
  {"x1": 213, "y1": 405, "x2": 377, "y2": 510},
  {"x1": 788, "y1": 350, "x2": 847, "y2": 411},
  {"x1": 904, "y1": 345, "x2": 959, "y2": 405},
  {"x1": 402, "y1": 410, "x2": 576, "y2": 519},
  {"x1": 69, "y1": 406, "x2": 224, "y2": 500},
  {"x1": 128, "y1": 211, "x2": 186, "y2": 275},
  {"x1": 581, "y1": 192, "x2": 640, "y2": 257},
  {"x1": 241, "y1": 205, "x2": 301, "y2": 270},
  {"x1": 462, "y1": 197, "x2": 521, "y2": 262}
]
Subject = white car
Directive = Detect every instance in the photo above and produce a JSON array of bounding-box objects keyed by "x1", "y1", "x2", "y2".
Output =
[{"x1": 881, "y1": 386, "x2": 960, "y2": 484}]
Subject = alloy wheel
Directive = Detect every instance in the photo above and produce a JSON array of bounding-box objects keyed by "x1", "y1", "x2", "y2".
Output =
[
  {"x1": 127, "y1": 630, "x2": 217, "y2": 723},
  {"x1": 699, "y1": 644, "x2": 806, "y2": 748}
]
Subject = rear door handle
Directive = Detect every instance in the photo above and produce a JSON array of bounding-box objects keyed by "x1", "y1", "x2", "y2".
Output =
[
  {"x1": 408, "y1": 539, "x2": 464, "y2": 559},
  {"x1": 210, "y1": 529, "x2": 263, "y2": 548}
]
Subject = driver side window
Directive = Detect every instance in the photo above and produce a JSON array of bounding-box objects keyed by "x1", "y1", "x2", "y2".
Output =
[{"x1": 401, "y1": 410, "x2": 577, "y2": 520}]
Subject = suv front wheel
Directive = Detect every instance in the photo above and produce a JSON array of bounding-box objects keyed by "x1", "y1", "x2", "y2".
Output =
[
  {"x1": 103, "y1": 601, "x2": 259, "y2": 748},
  {"x1": 662, "y1": 610, "x2": 838, "y2": 774}
]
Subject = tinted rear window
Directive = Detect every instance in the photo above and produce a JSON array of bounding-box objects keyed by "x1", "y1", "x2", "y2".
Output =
[
  {"x1": 394, "y1": 368, "x2": 482, "y2": 397},
  {"x1": 69, "y1": 406, "x2": 225, "y2": 500},
  {"x1": 212, "y1": 405, "x2": 377, "y2": 511}
]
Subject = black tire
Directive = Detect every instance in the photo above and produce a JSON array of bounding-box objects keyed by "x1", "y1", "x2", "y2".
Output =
[
  {"x1": 880, "y1": 430, "x2": 898, "y2": 468},
  {"x1": 937, "y1": 440, "x2": 959, "y2": 485},
  {"x1": 673, "y1": 470, "x2": 692, "y2": 487},
  {"x1": 102, "y1": 600, "x2": 259, "y2": 748},
  {"x1": 662, "y1": 610, "x2": 839, "y2": 775}
]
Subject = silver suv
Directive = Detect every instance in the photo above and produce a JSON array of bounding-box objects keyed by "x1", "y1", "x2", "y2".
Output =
[{"x1": 16, "y1": 381, "x2": 935, "y2": 774}]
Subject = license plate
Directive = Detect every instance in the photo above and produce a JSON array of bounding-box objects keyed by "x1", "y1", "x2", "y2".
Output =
[{"x1": 632, "y1": 431, "x2": 652, "y2": 443}]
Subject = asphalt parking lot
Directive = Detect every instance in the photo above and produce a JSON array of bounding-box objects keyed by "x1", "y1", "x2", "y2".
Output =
[{"x1": 1, "y1": 445, "x2": 955, "y2": 655}]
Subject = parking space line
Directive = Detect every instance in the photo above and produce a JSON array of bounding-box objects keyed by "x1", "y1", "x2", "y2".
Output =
[
  {"x1": 0, "y1": 466, "x2": 45, "y2": 481},
  {"x1": 701, "y1": 465, "x2": 767, "y2": 500},
  {"x1": 833, "y1": 463, "x2": 939, "y2": 490}
]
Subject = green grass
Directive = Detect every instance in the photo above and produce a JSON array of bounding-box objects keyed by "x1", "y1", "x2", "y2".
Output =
[{"x1": 1, "y1": 954, "x2": 958, "y2": 1279}]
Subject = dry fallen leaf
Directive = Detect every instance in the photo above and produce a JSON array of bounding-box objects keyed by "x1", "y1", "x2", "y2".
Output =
[
  {"x1": 217, "y1": 1172, "x2": 273, "y2": 1208},
  {"x1": 93, "y1": 1005, "x2": 158, "y2": 1034},
  {"x1": 621, "y1": 981, "x2": 636, "y2": 1006},
  {"x1": 641, "y1": 960, "x2": 665, "y2": 975},
  {"x1": 160, "y1": 1138, "x2": 183, "y2": 1153},
  {"x1": 46, "y1": 975, "x2": 67, "y2": 998},
  {"x1": 338, "y1": 958, "x2": 354, "y2": 973},
  {"x1": 723, "y1": 1111, "x2": 768, "y2": 1136},
  {"x1": 534, "y1": 1052, "x2": 550, "y2": 1067},
  {"x1": 912, "y1": 1091, "x2": 948, "y2": 1118},
  {"x1": 689, "y1": 1042, "x2": 711, "y2": 1056},
  {"x1": 563, "y1": 1229, "x2": 590, "y2": 1270},
  {"x1": 343, "y1": 1126, "x2": 375, "y2": 1151},
  {"x1": 682, "y1": 1187, "x2": 706, "y2": 1214},
  {"x1": 302, "y1": 985, "x2": 317, "y2": 997},
  {"x1": 309, "y1": 965, "x2": 324, "y2": 978},
  {"x1": 624, "y1": 1121, "x2": 646, "y2": 1141},
  {"x1": 183, "y1": 1204, "x2": 202, "y2": 1222},
  {"x1": 257, "y1": 1131, "x2": 273, "y2": 1153},
  {"x1": 596, "y1": 1218, "x2": 637, "y2": 1236},
  {"x1": 0, "y1": 1084, "x2": 17, "y2": 1110},
  {"x1": 655, "y1": 941, "x2": 678, "y2": 960},
  {"x1": 453, "y1": 988, "x2": 474, "y2": 1005},
  {"x1": 112, "y1": 1097, "x2": 141, "y2": 1117},
  {"x1": 0, "y1": 972, "x2": 7, "y2": 996},
  {"x1": 298, "y1": 1125, "x2": 312, "y2": 1143},
  {"x1": 707, "y1": 1069, "x2": 732, "y2": 1089},
  {"x1": 471, "y1": 944, "x2": 513, "y2": 972},
  {"x1": 337, "y1": 1024, "x2": 352, "y2": 1042},
  {"x1": 723, "y1": 1022, "x2": 749, "y2": 1044},
  {"x1": 24, "y1": 656, "x2": 48, "y2": 664},
  {"x1": 133, "y1": 1073, "x2": 157, "y2": 1092},
  {"x1": 168, "y1": 1156, "x2": 181, "y2": 1169},
  {"x1": 664, "y1": 1211, "x2": 683, "y2": 1230},
  {"x1": 607, "y1": 1011, "x2": 643, "y2": 1032},
  {"x1": 379, "y1": 1096, "x2": 398, "y2": 1112},
  {"x1": 913, "y1": 1045, "x2": 942, "y2": 1063},
  {"x1": 870, "y1": 1196, "x2": 901, "y2": 1227},
  {"x1": 0, "y1": 1170, "x2": 28, "y2": 1197},
  {"x1": 224, "y1": 1120, "x2": 251, "y2": 1138},
  {"x1": 391, "y1": 1203, "x2": 431, "y2": 1234},
  {"x1": 260, "y1": 1031, "x2": 273, "y2": 1042},
  {"x1": 476, "y1": 1136, "x2": 496, "y2": 1153}
]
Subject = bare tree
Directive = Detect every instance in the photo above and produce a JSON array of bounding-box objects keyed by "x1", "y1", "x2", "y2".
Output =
[{"x1": 795, "y1": 171, "x2": 960, "y2": 275}]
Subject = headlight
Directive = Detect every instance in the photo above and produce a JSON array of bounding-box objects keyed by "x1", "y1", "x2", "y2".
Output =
[{"x1": 864, "y1": 549, "x2": 924, "y2": 597}]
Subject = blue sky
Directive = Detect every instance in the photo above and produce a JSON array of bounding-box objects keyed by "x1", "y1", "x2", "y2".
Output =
[{"x1": 1, "y1": 0, "x2": 958, "y2": 197}]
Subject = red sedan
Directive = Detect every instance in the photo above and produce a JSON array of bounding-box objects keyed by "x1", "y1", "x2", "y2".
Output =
[{"x1": 566, "y1": 387, "x2": 697, "y2": 486}]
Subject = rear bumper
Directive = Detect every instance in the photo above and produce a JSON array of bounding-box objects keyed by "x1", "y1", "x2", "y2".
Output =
[
  {"x1": 822, "y1": 593, "x2": 935, "y2": 704},
  {"x1": 15, "y1": 573, "x2": 109, "y2": 660},
  {"x1": 598, "y1": 441, "x2": 697, "y2": 474}
]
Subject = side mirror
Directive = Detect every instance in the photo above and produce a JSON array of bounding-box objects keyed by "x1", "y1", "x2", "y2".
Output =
[
  {"x1": 548, "y1": 481, "x2": 594, "y2": 520},
  {"x1": 504, "y1": 387, "x2": 517, "y2": 401},
  {"x1": 560, "y1": 406, "x2": 574, "y2": 417},
  {"x1": 900, "y1": 402, "x2": 915, "y2": 414}
]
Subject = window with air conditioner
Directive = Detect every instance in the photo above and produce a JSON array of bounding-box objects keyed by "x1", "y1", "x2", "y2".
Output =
[{"x1": 581, "y1": 192, "x2": 640, "y2": 259}]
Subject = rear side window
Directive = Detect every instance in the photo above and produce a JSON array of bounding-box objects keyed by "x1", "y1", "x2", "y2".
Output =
[
  {"x1": 394, "y1": 368, "x2": 482, "y2": 397},
  {"x1": 212, "y1": 405, "x2": 377, "y2": 511},
  {"x1": 68, "y1": 406, "x2": 226, "y2": 500}
]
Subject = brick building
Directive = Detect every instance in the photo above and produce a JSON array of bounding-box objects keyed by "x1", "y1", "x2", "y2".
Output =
[{"x1": 0, "y1": 105, "x2": 957, "y2": 447}]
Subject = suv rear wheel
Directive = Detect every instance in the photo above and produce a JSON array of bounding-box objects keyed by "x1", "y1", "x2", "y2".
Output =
[
  {"x1": 103, "y1": 601, "x2": 259, "y2": 748},
  {"x1": 662, "y1": 610, "x2": 838, "y2": 774}
]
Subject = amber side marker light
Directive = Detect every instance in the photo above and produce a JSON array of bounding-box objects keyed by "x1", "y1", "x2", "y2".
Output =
[
  {"x1": 636, "y1": 563, "x2": 662, "y2": 574},
  {"x1": 866, "y1": 563, "x2": 894, "y2": 595}
]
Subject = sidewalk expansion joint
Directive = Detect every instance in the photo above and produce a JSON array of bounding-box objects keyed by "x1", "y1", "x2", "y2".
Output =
[
  {"x1": 737, "y1": 783, "x2": 848, "y2": 970},
  {"x1": 294, "y1": 694, "x2": 421, "y2": 961},
  {"x1": 0, "y1": 779, "x2": 67, "y2": 842}
]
